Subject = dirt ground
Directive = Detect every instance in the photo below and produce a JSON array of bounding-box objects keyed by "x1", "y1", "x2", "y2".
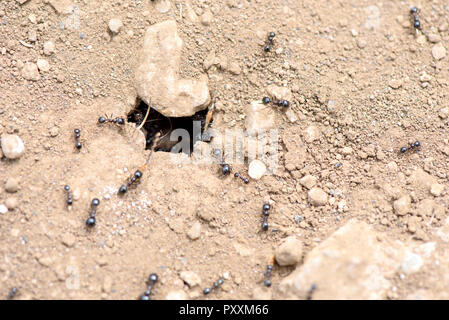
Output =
[{"x1": 1, "y1": 0, "x2": 449, "y2": 300}]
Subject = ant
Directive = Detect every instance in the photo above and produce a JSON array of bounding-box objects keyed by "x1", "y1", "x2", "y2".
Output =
[
  {"x1": 264, "y1": 31, "x2": 275, "y2": 52},
  {"x1": 214, "y1": 149, "x2": 250, "y2": 184},
  {"x1": 410, "y1": 7, "x2": 422, "y2": 31},
  {"x1": 74, "y1": 129, "x2": 82, "y2": 149},
  {"x1": 119, "y1": 169, "x2": 143, "y2": 194},
  {"x1": 140, "y1": 273, "x2": 158, "y2": 300},
  {"x1": 263, "y1": 256, "x2": 275, "y2": 287},
  {"x1": 234, "y1": 172, "x2": 249, "y2": 184},
  {"x1": 86, "y1": 198, "x2": 100, "y2": 227},
  {"x1": 262, "y1": 96, "x2": 290, "y2": 108},
  {"x1": 7, "y1": 287, "x2": 18, "y2": 300},
  {"x1": 399, "y1": 141, "x2": 421, "y2": 155},
  {"x1": 119, "y1": 133, "x2": 160, "y2": 195},
  {"x1": 203, "y1": 277, "x2": 224, "y2": 295},
  {"x1": 64, "y1": 185, "x2": 73, "y2": 207},
  {"x1": 261, "y1": 203, "x2": 270, "y2": 231},
  {"x1": 98, "y1": 115, "x2": 126, "y2": 126}
]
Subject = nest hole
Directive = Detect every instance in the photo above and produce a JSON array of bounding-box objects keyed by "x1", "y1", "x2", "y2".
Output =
[{"x1": 128, "y1": 99, "x2": 211, "y2": 154}]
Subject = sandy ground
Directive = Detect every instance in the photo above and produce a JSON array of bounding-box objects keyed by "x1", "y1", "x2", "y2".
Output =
[{"x1": 1, "y1": 0, "x2": 449, "y2": 300}]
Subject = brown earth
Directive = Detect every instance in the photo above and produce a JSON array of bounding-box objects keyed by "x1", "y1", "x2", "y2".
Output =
[{"x1": 0, "y1": 0, "x2": 448, "y2": 300}]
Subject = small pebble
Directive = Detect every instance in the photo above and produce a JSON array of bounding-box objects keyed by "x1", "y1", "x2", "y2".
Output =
[
  {"x1": 308, "y1": 187, "x2": 328, "y2": 206},
  {"x1": 5, "y1": 177, "x2": 19, "y2": 193},
  {"x1": 37, "y1": 58, "x2": 50, "y2": 72},
  {"x1": 21, "y1": 62, "x2": 40, "y2": 81},
  {"x1": 108, "y1": 18, "x2": 123, "y2": 34},
  {"x1": 5, "y1": 197, "x2": 18, "y2": 210},
  {"x1": 432, "y1": 44, "x2": 446, "y2": 60},
  {"x1": 0, "y1": 204, "x2": 8, "y2": 214},
  {"x1": 248, "y1": 160, "x2": 266, "y2": 180},
  {"x1": 49, "y1": 127, "x2": 59, "y2": 137},
  {"x1": 180, "y1": 271, "x2": 201, "y2": 287},
  {"x1": 393, "y1": 195, "x2": 411, "y2": 216},
  {"x1": 187, "y1": 221, "x2": 201, "y2": 240},
  {"x1": 43, "y1": 41, "x2": 55, "y2": 56},
  {"x1": 430, "y1": 184, "x2": 444, "y2": 197},
  {"x1": 1, "y1": 134, "x2": 25, "y2": 159},
  {"x1": 200, "y1": 10, "x2": 213, "y2": 26},
  {"x1": 401, "y1": 252, "x2": 423, "y2": 275},
  {"x1": 299, "y1": 175, "x2": 317, "y2": 190},
  {"x1": 275, "y1": 236, "x2": 303, "y2": 266}
]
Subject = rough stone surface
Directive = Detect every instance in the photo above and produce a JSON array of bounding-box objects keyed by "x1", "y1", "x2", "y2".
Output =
[
  {"x1": 275, "y1": 236, "x2": 303, "y2": 266},
  {"x1": 278, "y1": 220, "x2": 405, "y2": 299},
  {"x1": 135, "y1": 20, "x2": 210, "y2": 117}
]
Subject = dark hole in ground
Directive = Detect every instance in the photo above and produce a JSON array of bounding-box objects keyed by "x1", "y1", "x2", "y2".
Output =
[{"x1": 128, "y1": 99, "x2": 212, "y2": 154}]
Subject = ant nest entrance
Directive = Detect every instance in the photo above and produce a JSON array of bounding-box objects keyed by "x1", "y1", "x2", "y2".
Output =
[{"x1": 128, "y1": 99, "x2": 212, "y2": 154}]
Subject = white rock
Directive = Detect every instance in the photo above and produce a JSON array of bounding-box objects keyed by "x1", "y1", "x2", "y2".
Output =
[
  {"x1": 37, "y1": 59, "x2": 50, "y2": 72},
  {"x1": 0, "y1": 204, "x2": 8, "y2": 214},
  {"x1": 248, "y1": 160, "x2": 266, "y2": 180},
  {"x1": 401, "y1": 251, "x2": 423, "y2": 275},
  {"x1": 1, "y1": 134, "x2": 25, "y2": 159},
  {"x1": 135, "y1": 20, "x2": 210, "y2": 117},
  {"x1": 108, "y1": 18, "x2": 123, "y2": 34}
]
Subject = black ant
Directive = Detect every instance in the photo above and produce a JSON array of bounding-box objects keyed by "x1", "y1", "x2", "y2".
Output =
[
  {"x1": 64, "y1": 185, "x2": 73, "y2": 207},
  {"x1": 119, "y1": 133, "x2": 160, "y2": 194},
  {"x1": 399, "y1": 141, "x2": 421, "y2": 155},
  {"x1": 140, "y1": 273, "x2": 158, "y2": 300},
  {"x1": 203, "y1": 277, "x2": 224, "y2": 295},
  {"x1": 264, "y1": 31, "x2": 275, "y2": 52},
  {"x1": 86, "y1": 198, "x2": 100, "y2": 227},
  {"x1": 214, "y1": 149, "x2": 250, "y2": 184},
  {"x1": 262, "y1": 96, "x2": 290, "y2": 108},
  {"x1": 234, "y1": 172, "x2": 249, "y2": 184},
  {"x1": 119, "y1": 169, "x2": 143, "y2": 194},
  {"x1": 74, "y1": 129, "x2": 82, "y2": 149},
  {"x1": 98, "y1": 115, "x2": 126, "y2": 126},
  {"x1": 263, "y1": 256, "x2": 275, "y2": 287},
  {"x1": 262, "y1": 203, "x2": 270, "y2": 231},
  {"x1": 7, "y1": 287, "x2": 18, "y2": 300},
  {"x1": 410, "y1": 7, "x2": 421, "y2": 31}
]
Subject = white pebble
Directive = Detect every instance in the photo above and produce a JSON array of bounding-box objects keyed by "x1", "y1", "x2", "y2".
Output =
[
  {"x1": 248, "y1": 160, "x2": 266, "y2": 180},
  {"x1": 0, "y1": 204, "x2": 8, "y2": 214}
]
